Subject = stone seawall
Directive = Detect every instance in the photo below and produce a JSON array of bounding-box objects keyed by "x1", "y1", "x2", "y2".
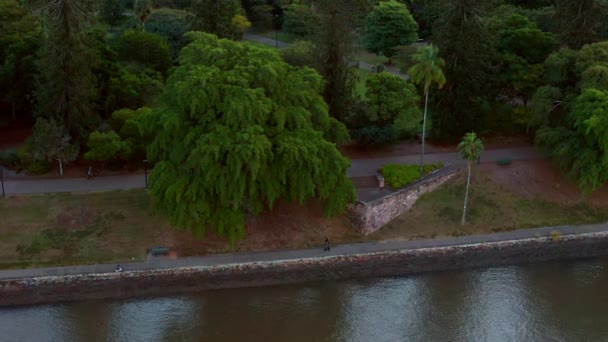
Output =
[
  {"x1": 2, "y1": 232, "x2": 608, "y2": 307},
  {"x1": 349, "y1": 166, "x2": 461, "y2": 234}
]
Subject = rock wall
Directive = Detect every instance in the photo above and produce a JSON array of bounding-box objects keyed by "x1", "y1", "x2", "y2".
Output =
[
  {"x1": 349, "y1": 166, "x2": 461, "y2": 234},
  {"x1": 2, "y1": 232, "x2": 608, "y2": 307}
]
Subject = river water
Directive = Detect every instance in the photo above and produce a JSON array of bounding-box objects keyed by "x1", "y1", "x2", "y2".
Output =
[{"x1": 2, "y1": 258, "x2": 608, "y2": 342}]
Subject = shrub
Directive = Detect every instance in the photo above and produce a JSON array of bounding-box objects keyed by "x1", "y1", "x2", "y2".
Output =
[
  {"x1": 0, "y1": 150, "x2": 20, "y2": 170},
  {"x1": 381, "y1": 162, "x2": 444, "y2": 188},
  {"x1": 352, "y1": 125, "x2": 400, "y2": 146},
  {"x1": 550, "y1": 230, "x2": 562, "y2": 241},
  {"x1": 280, "y1": 40, "x2": 316, "y2": 68},
  {"x1": 497, "y1": 158, "x2": 512, "y2": 166}
]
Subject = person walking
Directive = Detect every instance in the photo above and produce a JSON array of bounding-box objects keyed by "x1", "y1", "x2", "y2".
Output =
[
  {"x1": 87, "y1": 166, "x2": 94, "y2": 180},
  {"x1": 323, "y1": 238, "x2": 331, "y2": 252}
]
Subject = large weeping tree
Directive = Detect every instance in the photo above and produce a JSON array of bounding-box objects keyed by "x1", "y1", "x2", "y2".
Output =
[
  {"x1": 35, "y1": 0, "x2": 99, "y2": 142},
  {"x1": 148, "y1": 33, "x2": 355, "y2": 244}
]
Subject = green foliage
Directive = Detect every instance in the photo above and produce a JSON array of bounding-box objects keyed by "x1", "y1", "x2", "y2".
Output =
[
  {"x1": 27, "y1": 118, "x2": 80, "y2": 175},
  {"x1": 283, "y1": 4, "x2": 318, "y2": 37},
  {"x1": 362, "y1": 0, "x2": 418, "y2": 62},
  {"x1": 351, "y1": 125, "x2": 399, "y2": 146},
  {"x1": 116, "y1": 30, "x2": 173, "y2": 75},
  {"x1": 35, "y1": 0, "x2": 99, "y2": 142},
  {"x1": 458, "y1": 132, "x2": 484, "y2": 163},
  {"x1": 148, "y1": 33, "x2": 355, "y2": 243},
  {"x1": 408, "y1": 45, "x2": 446, "y2": 95},
  {"x1": 429, "y1": 0, "x2": 496, "y2": 141},
  {"x1": 0, "y1": 0, "x2": 42, "y2": 120},
  {"x1": 280, "y1": 40, "x2": 316, "y2": 68},
  {"x1": 110, "y1": 107, "x2": 154, "y2": 156},
  {"x1": 107, "y1": 66, "x2": 163, "y2": 110},
  {"x1": 146, "y1": 8, "x2": 194, "y2": 57},
  {"x1": 134, "y1": 0, "x2": 152, "y2": 30},
  {"x1": 84, "y1": 130, "x2": 133, "y2": 162},
  {"x1": 365, "y1": 72, "x2": 421, "y2": 135},
  {"x1": 380, "y1": 162, "x2": 444, "y2": 189},
  {"x1": 100, "y1": 0, "x2": 125, "y2": 25},
  {"x1": 554, "y1": 0, "x2": 608, "y2": 49},
  {"x1": 191, "y1": 0, "x2": 246, "y2": 39}
]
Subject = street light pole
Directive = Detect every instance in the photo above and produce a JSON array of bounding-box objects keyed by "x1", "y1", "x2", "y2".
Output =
[
  {"x1": 143, "y1": 160, "x2": 148, "y2": 190},
  {"x1": 0, "y1": 168, "x2": 5, "y2": 198},
  {"x1": 273, "y1": 13, "x2": 279, "y2": 49}
]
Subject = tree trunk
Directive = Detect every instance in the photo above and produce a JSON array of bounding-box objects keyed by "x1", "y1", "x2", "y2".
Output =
[
  {"x1": 56, "y1": 157, "x2": 64, "y2": 176},
  {"x1": 461, "y1": 161, "x2": 471, "y2": 225},
  {"x1": 419, "y1": 90, "x2": 429, "y2": 175}
]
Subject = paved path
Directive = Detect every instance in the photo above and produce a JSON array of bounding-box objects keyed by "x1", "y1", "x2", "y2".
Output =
[
  {"x1": 243, "y1": 33, "x2": 408, "y2": 79},
  {"x1": 0, "y1": 223, "x2": 605, "y2": 281},
  {"x1": 0, "y1": 147, "x2": 543, "y2": 195},
  {"x1": 348, "y1": 146, "x2": 543, "y2": 177}
]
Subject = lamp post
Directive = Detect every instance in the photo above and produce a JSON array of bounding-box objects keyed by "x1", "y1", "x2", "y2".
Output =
[
  {"x1": 143, "y1": 160, "x2": 148, "y2": 190},
  {"x1": 273, "y1": 14, "x2": 279, "y2": 49},
  {"x1": 0, "y1": 168, "x2": 5, "y2": 198}
]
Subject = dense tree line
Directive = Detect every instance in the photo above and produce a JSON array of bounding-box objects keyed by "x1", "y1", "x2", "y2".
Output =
[{"x1": 2, "y1": 0, "x2": 608, "y2": 241}]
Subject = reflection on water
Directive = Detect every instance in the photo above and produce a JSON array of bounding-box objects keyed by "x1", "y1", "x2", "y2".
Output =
[{"x1": 1, "y1": 258, "x2": 607, "y2": 342}]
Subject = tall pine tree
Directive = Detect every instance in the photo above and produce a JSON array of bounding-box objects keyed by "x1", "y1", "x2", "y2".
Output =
[{"x1": 35, "y1": 0, "x2": 99, "y2": 142}]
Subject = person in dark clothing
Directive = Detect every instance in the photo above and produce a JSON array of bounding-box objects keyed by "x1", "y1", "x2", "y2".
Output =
[
  {"x1": 115, "y1": 264, "x2": 123, "y2": 272},
  {"x1": 324, "y1": 238, "x2": 331, "y2": 252}
]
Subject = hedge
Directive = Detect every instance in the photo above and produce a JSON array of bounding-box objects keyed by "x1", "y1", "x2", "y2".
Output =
[{"x1": 380, "y1": 162, "x2": 444, "y2": 189}]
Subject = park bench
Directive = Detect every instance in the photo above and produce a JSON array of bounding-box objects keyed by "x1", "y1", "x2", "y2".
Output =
[{"x1": 150, "y1": 247, "x2": 170, "y2": 257}]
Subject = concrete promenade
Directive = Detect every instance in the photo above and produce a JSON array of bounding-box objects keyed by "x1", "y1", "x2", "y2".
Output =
[{"x1": 1, "y1": 223, "x2": 605, "y2": 281}]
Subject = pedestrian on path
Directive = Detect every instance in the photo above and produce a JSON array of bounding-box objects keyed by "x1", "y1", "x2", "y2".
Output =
[
  {"x1": 323, "y1": 238, "x2": 331, "y2": 252},
  {"x1": 115, "y1": 264, "x2": 123, "y2": 272},
  {"x1": 87, "y1": 166, "x2": 95, "y2": 180}
]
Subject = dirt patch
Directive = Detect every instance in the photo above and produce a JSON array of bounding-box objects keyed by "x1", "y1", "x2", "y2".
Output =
[{"x1": 481, "y1": 160, "x2": 608, "y2": 206}]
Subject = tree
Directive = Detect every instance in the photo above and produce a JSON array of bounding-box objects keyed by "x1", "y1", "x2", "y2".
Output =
[
  {"x1": 348, "y1": 72, "x2": 421, "y2": 146},
  {"x1": 116, "y1": 30, "x2": 173, "y2": 75},
  {"x1": 283, "y1": 3, "x2": 318, "y2": 37},
  {"x1": 107, "y1": 66, "x2": 163, "y2": 110},
  {"x1": 134, "y1": 0, "x2": 152, "y2": 31},
  {"x1": 99, "y1": 0, "x2": 124, "y2": 25},
  {"x1": 536, "y1": 89, "x2": 608, "y2": 194},
  {"x1": 148, "y1": 32, "x2": 355, "y2": 243},
  {"x1": 554, "y1": 0, "x2": 608, "y2": 49},
  {"x1": 280, "y1": 40, "x2": 316, "y2": 68},
  {"x1": 35, "y1": 0, "x2": 99, "y2": 142},
  {"x1": 308, "y1": 0, "x2": 372, "y2": 121},
  {"x1": 191, "y1": 0, "x2": 246, "y2": 39},
  {"x1": 28, "y1": 118, "x2": 79, "y2": 176},
  {"x1": 146, "y1": 8, "x2": 194, "y2": 57},
  {"x1": 408, "y1": 44, "x2": 446, "y2": 174},
  {"x1": 84, "y1": 130, "x2": 133, "y2": 164},
  {"x1": 0, "y1": 0, "x2": 41, "y2": 121},
  {"x1": 457, "y1": 132, "x2": 484, "y2": 225},
  {"x1": 362, "y1": 0, "x2": 418, "y2": 64},
  {"x1": 429, "y1": 0, "x2": 495, "y2": 141}
]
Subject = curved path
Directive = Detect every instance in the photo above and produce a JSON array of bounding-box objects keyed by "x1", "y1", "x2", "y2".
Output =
[{"x1": 0, "y1": 147, "x2": 543, "y2": 196}]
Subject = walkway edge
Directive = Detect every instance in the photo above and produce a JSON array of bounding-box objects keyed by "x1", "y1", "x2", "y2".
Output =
[{"x1": 2, "y1": 225, "x2": 608, "y2": 307}]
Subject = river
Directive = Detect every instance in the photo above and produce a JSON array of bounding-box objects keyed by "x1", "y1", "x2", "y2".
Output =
[{"x1": 2, "y1": 257, "x2": 608, "y2": 342}]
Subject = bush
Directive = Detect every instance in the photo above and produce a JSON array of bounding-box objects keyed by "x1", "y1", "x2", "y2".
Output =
[
  {"x1": 381, "y1": 162, "x2": 444, "y2": 188},
  {"x1": 352, "y1": 125, "x2": 400, "y2": 146},
  {"x1": 26, "y1": 160, "x2": 51, "y2": 175},
  {"x1": 280, "y1": 40, "x2": 316, "y2": 68},
  {"x1": 0, "y1": 150, "x2": 20, "y2": 170}
]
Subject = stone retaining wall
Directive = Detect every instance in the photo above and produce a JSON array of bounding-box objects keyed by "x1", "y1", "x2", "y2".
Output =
[
  {"x1": 2, "y1": 232, "x2": 608, "y2": 307},
  {"x1": 348, "y1": 166, "x2": 461, "y2": 234}
]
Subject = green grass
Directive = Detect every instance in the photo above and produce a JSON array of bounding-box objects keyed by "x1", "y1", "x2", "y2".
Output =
[
  {"x1": 374, "y1": 170, "x2": 608, "y2": 240},
  {"x1": 355, "y1": 49, "x2": 389, "y2": 66},
  {"x1": 354, "y1": 68, "x2": 370, "y2": 98}
]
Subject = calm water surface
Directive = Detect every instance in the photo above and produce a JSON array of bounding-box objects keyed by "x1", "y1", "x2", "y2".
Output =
[{"x1": 2, "y1": 258, "x2": 608, "y2": 342}]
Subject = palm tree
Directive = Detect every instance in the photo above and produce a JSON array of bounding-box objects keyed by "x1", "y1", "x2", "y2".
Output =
[
  {"x1": 457, "y1": 132, "x2": 484, "y2": 225},
  {"x1": 134, "y1": 0, "x2": 151, "y2": 31},
  {"x1": 408, "y1": 45, "x2": 446, "y2": 175}
]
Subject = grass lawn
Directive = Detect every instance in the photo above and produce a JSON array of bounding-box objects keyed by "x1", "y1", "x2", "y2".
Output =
[
  {"x1": 355, "y1": 49, "x2": 389, "y2": 66},
  {"x1": 354, "y1": 68, "x2": 370, "y2": 98},
  {"x1": 373, "y1": 167, "x2": 608, "y2": 241},
  {"x1": 3, "y1": 161, "x2": 608, "y2": 269}
]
